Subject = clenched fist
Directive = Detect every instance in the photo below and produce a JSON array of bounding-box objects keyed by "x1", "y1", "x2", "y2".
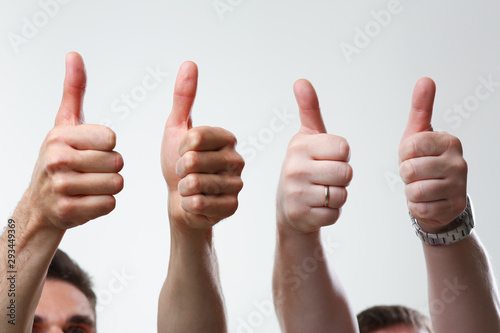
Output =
[
  {"x1": 161, "y1": 62, "x2": 244, "y2": 230},
  {"x1": 399, "y1": 78, "x2": 468, "y2": 233},
  {"x1": 26, "y1": 52, "x2": 124, "y2": 231},
  {"x1": 276, "y1": 79, "x2": 353, "y2": 235}
]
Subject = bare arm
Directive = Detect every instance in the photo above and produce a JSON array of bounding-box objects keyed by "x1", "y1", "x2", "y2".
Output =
[
  {"x1": 273, "y1": 79, "x2": 358, "y2": 333},
  {"x1": 0, "y1": 52, "x2": 123, "y2": 333},
  {"x1": 158, "y1": 225, "x2": 226, "y2": 332},
  {"x1": 157, "y1": 62, "x2": 244, "y2": 333},
  {"x1": 0, "y1": 197, "x2": 64, "y2": 333},
  {"x1": 423, "y1": 232, "x2": 500, "y2": 332},
  {"x1": 399, "y1": 77, "x2": 500, "y2": 332}
]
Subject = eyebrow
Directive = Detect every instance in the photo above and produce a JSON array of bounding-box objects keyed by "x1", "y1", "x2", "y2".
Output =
[
  {"x1": 68, "y1": 315, "x2": 95, "y2": 327},
  {"x1": 33, "y1": 315, "x2": 95, "y2": 327}
]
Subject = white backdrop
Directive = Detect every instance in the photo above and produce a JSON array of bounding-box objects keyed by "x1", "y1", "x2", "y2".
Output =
[{"x1": 1, "y1": 1, "x2": 500, "y2": 332}]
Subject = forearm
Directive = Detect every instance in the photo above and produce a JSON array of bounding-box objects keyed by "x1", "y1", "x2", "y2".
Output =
[
  {"x1": 423, "y1": 232, "x2": 500, "y2": 332},
  {"x1": 273, "y1": 224, "x2": 358, "y2": 333},
  {"x1": 0, "y1": 191, "x2": 65, "y2": 333},
  {"x1": 158, "y1": 221, "x2": 227, "y2": 333}
]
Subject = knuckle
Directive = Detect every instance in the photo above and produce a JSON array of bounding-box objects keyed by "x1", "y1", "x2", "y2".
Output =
[
  {"x1": 399, "y1": 160, "x2": 416, "y2": 183},
  {"x1": 45, "y1": 128, "x2": 65, "y2": 145},
  {"x1": 234, "y1": 178, "x2": 244, "y2": 192},
  {"x1": 459, "y1": 158, "x2": 468, "y2": 174},
  {"x1": 204, "y1": 182, "x2": 221, "y2": 195},
  {"x1": 339, "y1": 188, "x2": 348, "y2": 206},
  {"x1": 331, "y1": 188, "x2": 348, "y2": 207},
  {"x1": 46, "y1": 153, "x2": 71, "y2": 173},
  {"x1": 226, "y1": 196, "x2": 239, "y2": 215},
  {"x1": 343, "y1": 163, "x2": 353, "y2": 183},
  {"x1": 228, "y1": 133, "x2": 238, "y2": 147},
  {"x1": 231, "y1": 153, "x2": 245, "y2": 172},
  {"x1": 286, "y1": 205, "x2": 307, "y2": 223},
  {"x1": 328, "y1": 208, "x2": 341, "y2": 225},
  {"x1": 51, "y1": 175, "x2": 69, "y2": 194},
  {"x1": 105, "y1": 128, "x2": 117, "y2": 149},
  {"x1": 398, "y1": 139, "x2": 413, "y2": 160},
  {"x1": 450, "y1": 157, "x2": 468, "y2": 174},
  {"x1": 283, "y1": 164, "x2": 306, "y2": 181},
  {"x1": 114, "y1": 152, "x2": 124, "y2": 172},
  {"x1": 415, "y1": 182, "x2": 425, "y2": 201},
  {"x1": 104, "y1": 196, "x2": 117, "y2": 212},
  {"x1": 287, "y1": 137, "x2": 306, "y2": 154},
  {"x1": 409, "y1": 202, "x2": 429, "y2": 219},
  {"x1": 406, "y1": 181, "x2": 426, "y2": 202},
  {"x1": 448, "y1": 135, "x2": 463, "y2": 153},
  {"x1": 186, "y1": 129, "x2": 203, "y2": 149},
  {"x1": 99, "y1": 196, "x2": 116, "y2": 216},
  {"x1": 113, "y1": 174, "x2": 124, "y2": 193},
  {"x1": 185, "y1": 174, "x2": 201, "y2": 192},
  {"x1": 224, "y1": 153, "x2": 245, "y2": 174},
  {"x1": 190, "y1": 196, "x2": 205, "y2": 213},
  {"x1": 453, "y1": 197, "x2": 467, "y2": 215},
  {"x1": 283, "y1": 185, "x2": 303, "y2": 203},
  {"x1": 416, "y1": 135, "x2": 433, "y2": 155},
  {"x1": 183, "y1": 151, "x2": 199, "y2": 171},
  {"x1": 217, "y1": 127, "x2": 237, "y2": 147},
  {"x1": 56, "y1": 197, "x2": 75, "y2": 221},
  {"x1": 337, "y1": 137, "x2": 350, "y2": 161}
]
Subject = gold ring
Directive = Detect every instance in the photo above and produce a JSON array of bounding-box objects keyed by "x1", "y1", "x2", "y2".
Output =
[{"x1": 324, "y1": 185, "x2": 330, "y2": 207}]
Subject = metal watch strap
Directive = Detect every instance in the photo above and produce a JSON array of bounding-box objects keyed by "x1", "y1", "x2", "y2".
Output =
[{"x1": 410, "y1": 196, "x2": 474, "y2": 246}]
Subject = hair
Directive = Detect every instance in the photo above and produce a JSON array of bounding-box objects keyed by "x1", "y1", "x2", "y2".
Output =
[
  {"x1": 47, "y1": 249, "x2": 97, "y2": 312},
  {"x1": 357, "y1": 305, "x2": 432, "y2": 333}
]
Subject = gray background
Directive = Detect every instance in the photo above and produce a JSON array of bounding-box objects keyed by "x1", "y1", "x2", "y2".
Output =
[{"x1": 1, "y1": 1, "x2": 499, "y2": 332}]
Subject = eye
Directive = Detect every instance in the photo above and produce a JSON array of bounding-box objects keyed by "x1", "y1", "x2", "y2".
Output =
[
  {"x1": 32, "y1": 325, "x2": 43, "y2": 333},
  {"x1": 66, "y1": 326, "x2": 88, "y2": 333}
]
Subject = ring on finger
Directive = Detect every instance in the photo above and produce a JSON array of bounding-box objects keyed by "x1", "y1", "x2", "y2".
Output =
[{"x1": 324, "y1": 185, "x2": 330, "y2": 207}]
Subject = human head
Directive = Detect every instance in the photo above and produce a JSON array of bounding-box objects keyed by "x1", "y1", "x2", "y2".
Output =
[
  {"x1": 357, "y1": 305, "x2": 432, "y2": 333},
  {"x1": 33, "y1": 249, "x2": 97, "y2": 333}
]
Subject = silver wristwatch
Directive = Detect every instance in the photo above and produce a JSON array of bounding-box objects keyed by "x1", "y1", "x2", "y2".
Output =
[{"x1": 409, "y1": 196, "x2": 474, "y2": 246}]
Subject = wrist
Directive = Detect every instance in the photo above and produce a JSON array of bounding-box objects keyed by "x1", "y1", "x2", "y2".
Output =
[
  {"x1": 410, "y1": 196, "x2": 474, "y2": 246},
  {"x1": 11, "y1": 190, "x2": 65, "y2": 249},
  {"x1": 277, "y1": 217, "x2": 320, "y2": 240},
  {"x1": 168, "y1": 196, "x2": 213, "y2": 248}
]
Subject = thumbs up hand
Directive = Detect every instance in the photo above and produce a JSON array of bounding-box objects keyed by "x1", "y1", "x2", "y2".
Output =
[
  {"x1": 399, "y1": 78, "x2": 467, "y2": 233},
  {"x1": 161, "y1": 62, "x2": 244, "y2": 230},
  {"x1": 27, "y1": 52, "x2": 124, "y2": 231},
  {"x1": 276, "y1": 80, "x2": 353, "y2": 235}
]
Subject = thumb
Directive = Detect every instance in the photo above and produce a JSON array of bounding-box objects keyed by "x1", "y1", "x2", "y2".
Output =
[
  {"x1": 294, "y1": 79, "x2": 327, "y2": 134},
  {"x1": 55, "y1": 52, "x2": 86, "y2": 126},
  {"x1": 166, "y1": 61, "x2": 198, "y2": 130},
  {"x1": 402, "y1": 77, "x2": 436, "y2": 141}
]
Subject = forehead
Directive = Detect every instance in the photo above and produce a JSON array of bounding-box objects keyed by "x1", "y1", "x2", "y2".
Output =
[
  {"x1": 369, "y1": 324, "x2": 426, "y2": 333},
  {"x1": 35, "y1": 279, "x2": 95, "y2": 325}
]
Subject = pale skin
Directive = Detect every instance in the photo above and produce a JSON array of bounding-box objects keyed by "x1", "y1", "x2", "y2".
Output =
[
  {"x1": 0, "y1": 52, "x2": 123, "y2": 333},
  {"x1": 369, "y1": 325, "x2": 427, "y2": 333},
  {"x1": 399, "y1": 78, "x2": 500, "y2": 333},
  {"x1": 273, "y1": 77, "x2": 500, "y2": 333},
  {"x1": 157, "y1": 61, "x2": 244, "y2": 333},
  {"x1": 273, "y1": 79, "x2": 358, "y2": 333},
  {"x1": 32, "y1": 280, "x2": 96, "y2": 333}
]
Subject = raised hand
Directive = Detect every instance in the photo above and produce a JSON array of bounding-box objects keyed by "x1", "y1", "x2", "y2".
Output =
[
  {"x1": 276, "y1": 79, "x2": 352, "y2": 234},
  {"x1": 27, "y1": 52, "x2": 124, "y2": 231},
  {"x1": 399, "y1": 77, "x2": 467, "y2": 233},
  {"x1": 161, "y1": 62, "x2": 244, "y2": 230}
]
